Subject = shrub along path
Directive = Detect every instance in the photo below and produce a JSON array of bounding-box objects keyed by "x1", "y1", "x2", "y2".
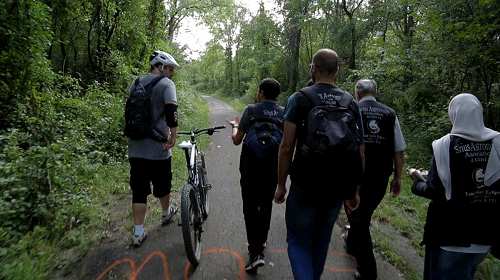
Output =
[{"x1": 66, "y1": 97, "x2": 403, "y2": 280}]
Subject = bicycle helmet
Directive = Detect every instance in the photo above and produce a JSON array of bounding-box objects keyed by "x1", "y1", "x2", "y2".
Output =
[{"x1": 150, "y1": 50, "x2": 179, "y2": 68}]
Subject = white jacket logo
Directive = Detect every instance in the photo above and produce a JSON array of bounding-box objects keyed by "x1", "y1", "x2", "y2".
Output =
[{"x1": 368, "y1": 120, "x2": 380, "y2": 134}]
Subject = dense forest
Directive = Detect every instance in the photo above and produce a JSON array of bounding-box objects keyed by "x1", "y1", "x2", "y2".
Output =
[
  {"x1": 0, "y1": 0, "x2": 499, "y2": 279},
  {"x1": 187, "y1": 0, "x2": 500, "y2": 164}
]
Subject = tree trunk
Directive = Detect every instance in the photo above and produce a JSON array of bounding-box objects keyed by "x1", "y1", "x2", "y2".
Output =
[
  {"x1": 285, "y1": 0, "x2": 308, "y2": 93},
  {"x1": 350, "y1": 17, "x2": 356, "y2": 69},
  {"x1": 224, "y1": 44, "x2": 233, "y2": 95}
]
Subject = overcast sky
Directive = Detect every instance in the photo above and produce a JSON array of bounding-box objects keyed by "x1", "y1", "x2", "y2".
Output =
[{"x1": 175, "y1": 0, "x2": 279, "y2": 60}]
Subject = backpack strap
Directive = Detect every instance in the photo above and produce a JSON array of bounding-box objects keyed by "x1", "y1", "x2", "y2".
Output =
[
  {"x1": 337, "y1": 91, "x2": 354, "y2": 108},
  {"x1": 145, "y1": 75, "x2": 166, "y2": 90},
  {"x1": 299, "y1": 86, "x2": 320, "y2": 107},
  {"x1": 134, "y1": 75, "x2": 166, "y2": 91},
  {"x1": 134, "y1": 77, "x2": 141, "y2": 87}
]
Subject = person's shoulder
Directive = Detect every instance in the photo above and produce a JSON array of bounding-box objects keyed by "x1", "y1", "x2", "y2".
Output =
[
  {"x1": 242, "y1": 103, "x2": 257, "y2": 115},
  {"x1": 376, "y1": 100, "x2": 396, "y2": 114},
  {"x1": 288, "y1": 90, "x2": 309, "y2": 104},
  {"x1": 158, "y1": 76, "x2": 175, "y2": 88},
  {"x1": 245, "y1": 103, "x2": 257, "y2": 110}
]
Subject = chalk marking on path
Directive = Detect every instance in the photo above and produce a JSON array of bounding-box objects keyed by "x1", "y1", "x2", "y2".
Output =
[
  {"x1": 97, "y1": 247, "x2": 356, "y2": 279},
  {"x1": 96, "y1": 250, "x2": 171, "y2": 280}
]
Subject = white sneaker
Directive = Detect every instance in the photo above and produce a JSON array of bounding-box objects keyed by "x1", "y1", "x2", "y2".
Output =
[
  {"x1": 132, "y1": 231, "x2": 147, "y2": 247},
  {"x1": 161, "y1": 206, "x2": 178, "y2": 225}
]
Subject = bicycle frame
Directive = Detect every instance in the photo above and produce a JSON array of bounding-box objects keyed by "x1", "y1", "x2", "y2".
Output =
[
  {"x1": 178, "y1": 133, "x2": 200, "y2": 187},
  {"x1": 177, "y1": 126, "x2": 225, "y2": 267}
]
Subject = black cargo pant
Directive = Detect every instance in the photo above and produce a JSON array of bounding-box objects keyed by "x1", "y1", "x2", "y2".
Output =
[
  {"x1": 240, "y1": 168, "x2": 277, "y2": 256},
  {"x1": 346, "y1": 173, "x2": 390, "y2": 280}
]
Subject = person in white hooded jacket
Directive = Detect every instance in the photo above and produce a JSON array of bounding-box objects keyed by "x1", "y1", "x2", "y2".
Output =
[{"x1": 410, "y1": 93, "x2": 500, "y2": 280}]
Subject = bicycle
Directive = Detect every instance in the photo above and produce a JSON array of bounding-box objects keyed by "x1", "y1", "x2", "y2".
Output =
[{"x1": 177, "y1": 125, "x2": 225, "y2": 267}]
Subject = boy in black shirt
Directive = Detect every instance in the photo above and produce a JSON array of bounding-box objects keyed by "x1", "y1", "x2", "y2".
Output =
[{"x1": 229, "y1": 78, "x2": 284, "y2": 273}]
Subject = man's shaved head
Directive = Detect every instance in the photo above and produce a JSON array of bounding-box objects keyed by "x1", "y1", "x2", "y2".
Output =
[{"x1": 312, "y1": 49, "x2": 339, "y2": 76}]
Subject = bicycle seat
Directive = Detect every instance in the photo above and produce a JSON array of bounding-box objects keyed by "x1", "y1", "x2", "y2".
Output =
[{"x1": 178, "y1": 141, "x2": 193, "y2": 149}]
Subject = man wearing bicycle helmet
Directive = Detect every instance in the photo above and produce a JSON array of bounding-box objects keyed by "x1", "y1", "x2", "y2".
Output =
[{"x1": 127, "y1": 50, "x2": 179, "y2": 246}]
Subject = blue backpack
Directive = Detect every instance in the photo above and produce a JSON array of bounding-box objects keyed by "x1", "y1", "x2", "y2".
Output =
[{"x1": 243, "y1": 105, "x2": 283, "y2": 160}]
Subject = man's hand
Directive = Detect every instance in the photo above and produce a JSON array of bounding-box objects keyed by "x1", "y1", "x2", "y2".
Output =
[
  {"x1": 390, "y1": 178, "x2": 401, "y2": 197},
  {"x1": 163, "y1": 128, "x2": 177, "y2": 150},
  {"x1": 274, "y1": 184, "x2": 287, "y2": 204},
  {"x1": 228, "y1": 117, "x2": 240, "y2": 128},
  {"x1": 344, "y1": 191, "x2": 360, "y2": 215},
  {"x1": 163, "y1": 137, "x2": 176, "y2": 150},
  {"x1": 409, "y1": 168, "x2": 425, "y2": 182}
]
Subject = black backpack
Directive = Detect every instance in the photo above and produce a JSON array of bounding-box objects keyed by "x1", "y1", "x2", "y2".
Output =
[
  {"x1": 297, "y1": 86, "x2": 362, "y2": 188},
  {"x1": 243, "y1": 105, "x2": 283, "y2": 160},
  {"x1": 124, "y1": 76, "x2": 166, "y2": 141}
]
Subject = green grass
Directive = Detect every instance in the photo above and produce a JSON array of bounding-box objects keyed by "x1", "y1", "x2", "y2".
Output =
[
  {"x1": 372, "y1": 229, "x2": 420, "y2": 280},
  {"x1": 373, "y1": 176, "x2": 428, "y2": 257}
]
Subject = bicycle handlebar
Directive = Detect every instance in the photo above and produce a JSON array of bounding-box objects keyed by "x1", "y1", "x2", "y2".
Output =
[{"x1": 177, "y1": 126, "x2": 226, "y2": 136}]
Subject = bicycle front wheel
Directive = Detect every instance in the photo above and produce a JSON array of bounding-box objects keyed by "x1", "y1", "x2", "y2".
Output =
[{"x1": 181, "y1": 183, "x2": 202, "y2": 267}]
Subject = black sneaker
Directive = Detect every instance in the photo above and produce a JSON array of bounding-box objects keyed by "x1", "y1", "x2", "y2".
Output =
[{"x1": 245, "y1": 254, "x2": 265, "y2": 273}]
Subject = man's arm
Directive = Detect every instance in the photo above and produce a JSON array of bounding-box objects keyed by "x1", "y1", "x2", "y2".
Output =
[
  {"x1": 230, "y1": 108, "x2": 251, "y2": 145},
  {"x1": 390, "y1": 151, "x2": 405, "y2": 196},
  {"x1": 391, "y1": 116, "x2": 406, "y2": 196},
  {"x1": 230, "y1": 123, "x2": 245, "y2": 145},
  {"x1": 274, "y1": 121, "x2": 297, "y2": 204},
  {"x1": 164, "y1": 103, "x2": 178, "y2": 150}
]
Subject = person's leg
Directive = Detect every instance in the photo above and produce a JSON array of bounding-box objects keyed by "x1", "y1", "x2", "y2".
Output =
[
  {"x1": 311, "y1": 200, "x2": 342, "y2": 280},
  {"x1": 158, "y1": 193, "x2": 171, "y2": 209},
  {"x1": 286, "y1": 188, "x2": 315, "y2": 280},
  {"x1": 423, "y1": 245, "x2": 437, "y2": 280},
  {"x1": 433, "y1": 248, "x2": 488, "y2": 280},
  {"x1": 255, "y1": 175, "x2": 277, "y2": 255},
  {"x1": 151, "y1": 158, "x2": 175, "y2": 224},
  {"x1": 130, "y1": 158, "x2": 151, "y2": 224},
  {"x1": 241, "y1": 178, "x2": 260, "y2": 256},
  {"x1": 349, "y1": 176, "x2": 389, "y2": 279},
  {"x1": 129, "y1": 158, "x2": 151, "y2": 244}
]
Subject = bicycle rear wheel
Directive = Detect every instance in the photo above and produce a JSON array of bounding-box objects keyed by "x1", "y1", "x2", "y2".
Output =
[{"x1": 181, "y1": 183, "x2": 202, "y2": 267}]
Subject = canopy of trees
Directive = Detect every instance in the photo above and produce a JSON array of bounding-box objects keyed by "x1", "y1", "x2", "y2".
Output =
[{"x1": 187, "y1": 0, "x2": 500, "y2": 164}]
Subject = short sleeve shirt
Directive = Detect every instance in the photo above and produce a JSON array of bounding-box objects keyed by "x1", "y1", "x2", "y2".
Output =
[{"x1": 128, "y1": 74, "x2": 177, "y2": 160}]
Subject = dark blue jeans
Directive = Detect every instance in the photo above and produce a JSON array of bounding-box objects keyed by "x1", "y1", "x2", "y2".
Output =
[
  {"x1": 285, "y1": 187, "x2": 342, "y2": 280},
  {"x1": 424, "y1": 246, "x2": 488, "y2": 280}
]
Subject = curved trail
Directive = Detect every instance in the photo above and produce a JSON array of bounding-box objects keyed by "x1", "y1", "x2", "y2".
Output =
[{"x1": 73, "y1": 96, "x2": 403, "y2": 280}]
